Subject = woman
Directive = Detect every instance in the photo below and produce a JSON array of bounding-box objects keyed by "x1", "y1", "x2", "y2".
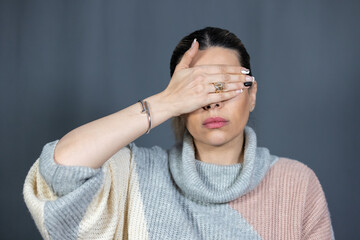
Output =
[{"x1": 24, "y1": 27, "x2": 334, "y2": 239}]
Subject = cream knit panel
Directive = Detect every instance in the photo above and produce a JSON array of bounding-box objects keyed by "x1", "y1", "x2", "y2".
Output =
[
  {"x1": 126, "y1": 154, "x2": 149, "y2": 240},
  {"x1": 77, "y1": 147, "x2": 148, "y2": 240},
  {"x1": 23, "y1": 160, "x2": 57, "y2": 240}
]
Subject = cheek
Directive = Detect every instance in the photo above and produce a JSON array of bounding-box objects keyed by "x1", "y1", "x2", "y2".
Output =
[
  {"x1": 228, "y1": 94, "x2": 249, "y2": 111},
  {"x1": 239, "y1": 99, "x2": 249, "y2": 115},
  {"x1": 227, "y1": 96, "x2": 250, "y2": 123},
  {"x1": 185, "y1": 112, "x2": 201, "y2": 131}
]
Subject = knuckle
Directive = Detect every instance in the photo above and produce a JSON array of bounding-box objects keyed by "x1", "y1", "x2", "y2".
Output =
[
  {"x1": 182, "y1": 51, "x2": 191, "y2": 60},
  {"x1": 237, "y1": 82, "x2": 244, "y2": 88},
  {"x1": 226, "y1": 83, "x2": 232, "y2": 89},
  {"x1": 219, "y1": 93, "x2": 227, "y2": 101},
  {"x1": 218, "y1": 65, "x2": 225, "y2": 73},
  {"x1": 222, "y1": 73, "x2": 230, "y2": 82},
  {"x1": 184, "y1": 50, "x2": 191, "y2": 57},
  {"x1": 194, "y1": 84, "x2": 204, "y2": 94},
  {"x1": 194, "y1": 74, "x2": 204, "y2": 82},
  {"x1": 224, "y1": 83, "x2": 233, "y2": 91}
]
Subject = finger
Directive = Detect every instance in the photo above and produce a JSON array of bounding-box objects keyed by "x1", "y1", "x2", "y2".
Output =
[
  {"x1": 193, "y1": 65, "x2": 250, "y2": 75},
  {"x1": 174, "y1": 39, "x2": 199, "y2": 72},
  {"x1": 221, "y1": 82, "x2": 251, "y2": 91},
  {"x1": 207, "y1": 82, "x2": 250, "y2": 94},
  {"x1": 205, "y1": 73, "x2": 254, "y2": 84},
  {"x1": 207, "y1": 89, "x2": 243, "y2": 103}
]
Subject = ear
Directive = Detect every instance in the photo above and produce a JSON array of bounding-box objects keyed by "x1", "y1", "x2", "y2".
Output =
[{"x1": 248, "y1": 80, "x2": 257, "y2": 112}]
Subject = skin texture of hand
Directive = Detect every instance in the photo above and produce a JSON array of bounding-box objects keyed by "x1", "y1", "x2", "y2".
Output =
[{"x1": 161, "y1": 39, "x2": 252, "y2": 117}]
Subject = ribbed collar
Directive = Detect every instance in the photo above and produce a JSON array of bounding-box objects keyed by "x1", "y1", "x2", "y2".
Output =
[{"x1": 169, "y1": 126, "x2": 278, "y2": 204}]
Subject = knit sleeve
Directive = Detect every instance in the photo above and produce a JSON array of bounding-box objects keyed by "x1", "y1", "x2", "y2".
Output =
[
  {"x1": 23, "y1": 141, "x2": 135, "y2": 240},
  {"x1": 301, "y1": 169, "x2": 335, "y2": 240}
]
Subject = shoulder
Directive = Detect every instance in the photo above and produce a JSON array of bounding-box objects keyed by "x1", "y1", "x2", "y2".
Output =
[
  {"x1": 272, "y1": 159, "x2": 333, "y2": 239},
  {"x1": 259, "y1": 157, "x2": 327, "y2": 209},
  {"x1": 270, "y1": 157, "x2": 317, "y2": 180},
  {"x1": 264, "y1": 157, "x2": 322, "y2": 196}
]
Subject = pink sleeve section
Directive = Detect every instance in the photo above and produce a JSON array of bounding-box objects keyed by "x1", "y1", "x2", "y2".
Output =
[
  {"x1": 229, "y1": 158, "x2": 334, "y2": 240},
  {"x1": 301, "y1": 169, "x2": 334, "y2": 240}
]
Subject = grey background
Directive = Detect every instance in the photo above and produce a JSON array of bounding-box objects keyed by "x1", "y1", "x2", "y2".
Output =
[{"x1": 1, "y1": 0, "x2": 359, "y2": 239}]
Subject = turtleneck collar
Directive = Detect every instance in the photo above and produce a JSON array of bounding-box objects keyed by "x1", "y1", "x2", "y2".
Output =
[{"x1": 169, "y1": 126, "x2": 279, "y2": 204}]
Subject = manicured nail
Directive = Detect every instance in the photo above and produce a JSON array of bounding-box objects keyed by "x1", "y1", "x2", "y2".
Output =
[
  {"x1": 245, "y1": 76, "x2": 253, "y2": 82},
  {"x1": 191, "y1": 38, "x2": 197, "y2": 48},
  {"x1": 252, "y1": 76, "x2": 255, "y2": 82},
  {"x1": 244, "y1": 81, "x2": 253, "y2": 87},
  {"x1": 236, "y1": 89, "x2": 244, "y2": 94},
  {"x1": 241, "y1": 68, "x2": 250, "y2": 74}
]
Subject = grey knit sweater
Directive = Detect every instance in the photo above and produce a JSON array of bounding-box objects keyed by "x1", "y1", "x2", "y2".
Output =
[{"x1": 23, "y1": 126, "x2": 334, "y2": 239}]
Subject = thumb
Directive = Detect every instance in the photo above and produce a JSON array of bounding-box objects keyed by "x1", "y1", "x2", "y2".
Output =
[{"x1": 174, "y1": 39, "x2": 199, "y2": 72}]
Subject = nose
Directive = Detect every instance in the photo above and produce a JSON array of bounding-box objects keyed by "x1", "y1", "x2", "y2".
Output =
[{"x1": 202, "y1": 102, "x2": 223, "y2": 111}]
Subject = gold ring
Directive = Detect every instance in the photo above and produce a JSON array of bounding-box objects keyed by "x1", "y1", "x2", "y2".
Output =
[{"x1": 212, "y1": 82, "x2": 224, "y2": 93}]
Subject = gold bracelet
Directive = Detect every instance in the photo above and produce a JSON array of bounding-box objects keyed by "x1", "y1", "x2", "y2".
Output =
[{"x1": 138, "y1": 100, "x2": 151, "y2": 134}]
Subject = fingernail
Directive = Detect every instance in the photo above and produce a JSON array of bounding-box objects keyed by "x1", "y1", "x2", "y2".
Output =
[
  {"x1": 244, "y1": 81, "x2": 253, "y2": 87},
  {"x1": 236, "y1": 89, "x2": 244, "y2": 94},
  {"x1": 241, "y1": 68, "x2": 250, "y2": 74},
  {"x1": 245, "y1": 76, "x2": 253, "y2": 82},
  {"x1": 252, "y1": 76, "x2": 255, "y2": 82},
  {"x1": 191, "y1": 38, "x2": 197, "y2": 48}
]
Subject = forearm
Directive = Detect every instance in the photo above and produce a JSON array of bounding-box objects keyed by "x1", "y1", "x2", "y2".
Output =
[{"x1": 54, "y1": 92, "x2": 173, "y2": 168}]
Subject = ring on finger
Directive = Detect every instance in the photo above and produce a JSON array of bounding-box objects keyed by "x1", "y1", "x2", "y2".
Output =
[{"x1": 212, "y1": 82, "x2": 224, "y2": 93}]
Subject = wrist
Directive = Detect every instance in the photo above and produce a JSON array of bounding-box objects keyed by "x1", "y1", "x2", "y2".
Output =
[
  {"x1": 143, "y1": 92, "x2": 176, "y2": 129},
  {"x1": 152, "y1": 91, "x2": 179, "y2": 116}
]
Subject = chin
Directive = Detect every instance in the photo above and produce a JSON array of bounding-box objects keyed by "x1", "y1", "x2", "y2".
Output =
[{"x1": 199, "y1": 130, "x2": 230, "y2": 147}]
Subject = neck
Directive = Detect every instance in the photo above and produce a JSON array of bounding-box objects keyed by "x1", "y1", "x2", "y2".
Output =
[{"x1": 194, "y1": 132, "x2": 245, "y2": 165}]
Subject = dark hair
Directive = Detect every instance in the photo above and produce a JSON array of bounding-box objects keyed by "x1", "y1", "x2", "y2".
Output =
[
  {"x1": 169, "y1": 27, "x2": 252, "y2": 143},
  {"x1": 170, "y1": 26, "x2": 252, "y2": 77}
]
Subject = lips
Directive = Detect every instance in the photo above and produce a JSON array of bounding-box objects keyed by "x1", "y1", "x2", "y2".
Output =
[{"x1": 202, "y1": 117, "x2": 229, "y2": 129}]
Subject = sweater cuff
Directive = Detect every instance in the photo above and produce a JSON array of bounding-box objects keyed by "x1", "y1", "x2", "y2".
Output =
[{"x1": 39, "y1": 140, "x2": 102, "y2": 197}]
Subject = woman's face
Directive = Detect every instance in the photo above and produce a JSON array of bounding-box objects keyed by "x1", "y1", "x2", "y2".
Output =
[{"x1": 185, "y1": 47, "x2": 257, "y2": 147}]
